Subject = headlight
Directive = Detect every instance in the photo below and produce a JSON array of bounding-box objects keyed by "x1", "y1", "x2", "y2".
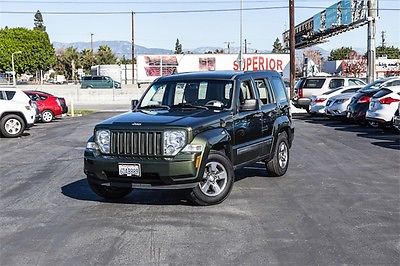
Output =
[
  {"x1": 164, "y1": 130, "x2": 186, "y2": 156},
  {"x1": 95, "y1": 129, "x2": 110, "y2": 154}
]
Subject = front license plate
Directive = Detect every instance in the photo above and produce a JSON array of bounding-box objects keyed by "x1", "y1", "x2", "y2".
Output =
[{"x1": 119, "y1": 163, "x2": 141, "y2": 177}]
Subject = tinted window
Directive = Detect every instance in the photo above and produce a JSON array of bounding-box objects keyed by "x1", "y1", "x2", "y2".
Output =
[
  {"x1": 372, "y1": 88, "x2": 392, "y2": 98},
  {"x1": 270, "y1": 77, "x2": 288, "y2": 104},
  {"x1": 83, "y1": 76, "x2": 91, "y2": 81},
  {"x1": 329, "y1": 79, "x2": 344, "y2": 89},
  {"x1": 255, "y1": 79, "x2": 274, "y2": 105},
  {"x1": 5, "y1": 91, "x2": 16, "y2": 100},
  {"x1": 303, "y1": 79, "x2": 325, "y2": 89},
  {"x1": 342, "y1": 88, "x2": 359, "y2": 93},
  {"x1": 386, "y1": 80, "x2": 400, "y2": 87},
  {"x1": 0, "y1": 91, "x2": 4, "y2": 100},
  {"x1": 93, "y1": 77, "x2": 102, "y2": 81}
]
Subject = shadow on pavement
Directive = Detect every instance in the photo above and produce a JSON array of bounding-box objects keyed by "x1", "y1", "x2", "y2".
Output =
[
  {"x1": 61, "y1": 178, "x2": 193, "y2": 206},
  {"x1": 294, "y1": 113, "x2": 400, "y2": 150}
]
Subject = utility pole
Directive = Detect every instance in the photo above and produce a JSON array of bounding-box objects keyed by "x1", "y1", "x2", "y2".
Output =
[
  {"x1": 381, "y1": 30, "x2": 386, "y2": 47},
  {"x1": 289, "y1": 0, "x2": 295, "y2": 99},
  {"x1": 367, "y1": 0, "x2": 377, "y2": 83},
  {"x1": 90, "y1": 33, "x2": 94, "y2": 68},
  {"x1": 224, "y1": 41, "x2": 234, "y2": 54},
  {"x1": 244, "y1": 39, "x2": 251, "y2": 54},
  {"x1": 238, "y1": 0, "x2": 243, "y2": 70},
  {"x1": 11, "y1": 51, "x2": 22, "y2": 87},
  {"x1": 131, "y1": 11, "x2": 135, "y2": 84}
]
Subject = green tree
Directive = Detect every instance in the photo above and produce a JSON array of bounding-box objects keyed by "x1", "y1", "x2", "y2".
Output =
[
  {"x1": 272, "y1": 38, "x2": 285, "y2": 53},
  {"x1": 174, "y1": 38, "x2": 183, "y2": 54},
  {"x1": 328, "y1": 47, "x2": 355, "y2": 60},
  {"x1": 34, "y1": 10, "x2": 46, "y2": 31},
  {"x1": 0, "y1": 27, "x2": 55, "y2": 74},
  {"x1": 95, "y1": 45, "x2": 117, "y2": 65},
  {"x1": 376, "y1": 45, "x2": 400, "y2": 59},
  {"x1": 80, "y1": 48, "x2": 94, "y2": 72},
  {"x1": 53, "y1": 47, "x2": 81, "y2": 79}
]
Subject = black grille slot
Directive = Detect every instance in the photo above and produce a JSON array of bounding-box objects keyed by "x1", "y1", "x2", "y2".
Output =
[{"x1": 111, "y1": 131, "x2": 163, "y2": 156}]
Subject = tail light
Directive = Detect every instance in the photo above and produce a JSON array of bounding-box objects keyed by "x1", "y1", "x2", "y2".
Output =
[
  {"x1": 298, "y1": 88, "x2": 303, "y2": 98},
  {"x1": 379, "y1": 97, "x2": 400, "y2": 105},
  {"x1": 357, "y1": 96, "x2": 371, "y2": 103},
  {"x1": 315, "y1": 98, "x2": 326, "y2": 103}
]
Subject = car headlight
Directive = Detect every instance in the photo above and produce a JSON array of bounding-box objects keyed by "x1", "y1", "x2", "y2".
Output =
[
  {"x1": 164, "y1": 130, "x2": 186, "y2": 156},
  {"x1": 95, "y1": 129, "x2": 110, "y2": 154}
]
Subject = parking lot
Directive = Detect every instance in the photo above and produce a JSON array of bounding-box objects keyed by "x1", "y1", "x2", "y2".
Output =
[{"x1": 0, "y1": 112, "x2": 399, "y2": 265}]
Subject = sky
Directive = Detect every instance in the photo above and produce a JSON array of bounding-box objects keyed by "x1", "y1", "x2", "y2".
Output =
[{"x1": 0, "y1": 0, "x2": 399, "y2": 53}]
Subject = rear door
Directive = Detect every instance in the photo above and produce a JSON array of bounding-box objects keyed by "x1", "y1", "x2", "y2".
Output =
[{"x1": 233, "y1": 79, "x2": 263, "y2": 165}]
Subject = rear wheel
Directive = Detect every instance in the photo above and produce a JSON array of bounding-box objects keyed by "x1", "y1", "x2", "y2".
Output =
[
  {"x1": 88, "y1": 179, "x2": 133, "y2": 199},
  {"x1": 41, "y1": 110, "x2": 54, "y2": 123},
  {"x1": 0, "y1": 114, "x2": 25, "y2": 138},
  {"x1": 265, "y1": 132, "x2": 290, "y2": 177},
  {"x1": 188, "y1": 151, "x2": 234, "y2": 206}
]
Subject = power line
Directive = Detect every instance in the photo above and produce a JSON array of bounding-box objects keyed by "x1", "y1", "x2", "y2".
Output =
[
  {"x1": 0, "y1": 6, "x2": 398, "y2": 15},
  {"x1": 1, "y1": 0, "x2": 398, "y2": 3}
]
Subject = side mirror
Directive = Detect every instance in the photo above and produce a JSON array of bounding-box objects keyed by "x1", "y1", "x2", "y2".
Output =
[
  {"x1": 240, "y1": 99, "x2": 258, "y2": 112},
  {"x1": 131, "y1": 99, "x2": 139, "y2": 110}
]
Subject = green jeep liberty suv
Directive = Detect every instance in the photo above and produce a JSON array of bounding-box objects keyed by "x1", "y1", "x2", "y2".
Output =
[{"x1": 84, "y1": 71, "x2": 294, "y2": 205}]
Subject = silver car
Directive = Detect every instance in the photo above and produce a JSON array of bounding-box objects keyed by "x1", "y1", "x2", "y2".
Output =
[{"x1": 325, "y1": 92, "x2": 358, "y2": 118}]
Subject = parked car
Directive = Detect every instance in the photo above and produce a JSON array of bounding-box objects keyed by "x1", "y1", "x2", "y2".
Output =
[
  {"x1": 309, "y1": 85, "x2": 363, "y2": 115},
  {"x1": 366, "y1": 86, "x2": 400, "y2": 128},
  {"x1": 292, "y1": 76, "x2": 365, "y2": 112},
  {"x1": 24, "y1": 90, "x2": 66, "y2": 123},
  {"x1": 346, "y1": 77, "x2": 400, "y2": 124},
  {"x1": 393, "y1": 103, "x2": 400, "y2": 132},
  {"x1": 0, "y1": 89, "x2": 35, "y2": 137},
  {"x1": 84, "y1": 70, "x2": 294, "y2": 205},
  {"x1": 325, "y1": 91, "x2": 358, "y2": 119},
  {"x1": 80, "y1": 76, "x2": 121, "y2": 89}
]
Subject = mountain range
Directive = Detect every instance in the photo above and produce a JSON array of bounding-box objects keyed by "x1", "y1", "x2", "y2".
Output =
[{"x1": 52, "y1": 40, "x2": 365, "y2": 59}]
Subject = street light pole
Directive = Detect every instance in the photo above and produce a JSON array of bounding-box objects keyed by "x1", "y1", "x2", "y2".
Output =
[
  {"x1": 90, "y1": 33, "x2": 94, "y2": 68},
  {"x1": 238, "y1": 0, "x2": 243, "y2": 70},
  {"x1": 289, "y1": 0, "x2": 295, "y2": 99},
  {"x1": 11, "y1": 51, "x2": 22, "y2": 87}
]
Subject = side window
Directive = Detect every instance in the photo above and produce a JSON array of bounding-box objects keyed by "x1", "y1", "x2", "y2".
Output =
[
  {"x1": 348, "y1": 79, "x2": 358, "y2": 86},
  {"x1": 93, "y1": 77, "x2": 102, "y2": 81},
  {"x1": 239, "y1": 80, "x2": 254, "y2": 104},
  {"x1": 0, "y1": 91, "x2": 4, "y2": 100},
  {"x1": 270, "y1": 77, "x2": 288, "y2": 104},
  {"x1": 5, "y1": 91, "x2": 16, "y2": 100},
  {"x1": 329, "y1": 79, "x2": 344, "y2": 88},
  {"x1": 254, "y1": 79, "x2": 274, "y2": 105}
]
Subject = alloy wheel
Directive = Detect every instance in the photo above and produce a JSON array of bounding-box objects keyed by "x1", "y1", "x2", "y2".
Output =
[
  {"x1": 4, "y1": 118, "x2": 22, "y2": 136},
  {"x1": 199, "y1": 161, "x2": 228, "y2": 197},
  {"x1": 278, "y1": 142, "x2": 288, "y2": 169}
]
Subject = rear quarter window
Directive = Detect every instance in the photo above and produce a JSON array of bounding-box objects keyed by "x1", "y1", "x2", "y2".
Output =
[
  {"x1": 303, "y1": 79, "x2": 325, "y2": 89},
  {"x1": 270, "y1": 77, "x2": 288, "y2": 104},
  {"x1": 5, "y1": 91, "x2": 16, "y2": 100},
  {"x1": 372, "y1": 88, "x2": 392, "y2": 98},
  {"x1": 329, "y1": 79, "x2": 344, "y2": 89}
]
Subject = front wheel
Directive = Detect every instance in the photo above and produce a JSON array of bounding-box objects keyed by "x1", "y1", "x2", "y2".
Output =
[
  {"x1": 265, "y1": 131, "x2": 290, "y2": 177},
  {"x1": 188, "y1": 151, "x2": 234, "y2": 206},
  {"x1": 88, "y1": 179, "x2": 133, "y2": 199}
]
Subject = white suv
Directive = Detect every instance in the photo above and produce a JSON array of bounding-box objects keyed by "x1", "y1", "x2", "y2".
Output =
[
  {"x1": 292, "y1": 76, "x2": 366, "y2": 111},
  {"x1": 0, "y1": 89, "x2": 35, "y2": 138}
]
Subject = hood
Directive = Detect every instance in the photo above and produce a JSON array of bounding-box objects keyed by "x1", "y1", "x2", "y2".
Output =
[
  {"x1": 97, "y1": 108, "x2": 230, "y2": 130},
  {"x1": 329, "y1": 92, "x2": 355, "y2": 101}
]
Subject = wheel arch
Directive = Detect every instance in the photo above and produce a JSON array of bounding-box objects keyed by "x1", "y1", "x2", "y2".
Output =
[{"x1": 0, "y1": 112, "x2": 27, "y2": 126}]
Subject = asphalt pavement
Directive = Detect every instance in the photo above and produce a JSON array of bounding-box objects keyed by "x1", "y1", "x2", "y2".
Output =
[{"x1": 0, "y1": 112, "x2": 399, "y2": 265}]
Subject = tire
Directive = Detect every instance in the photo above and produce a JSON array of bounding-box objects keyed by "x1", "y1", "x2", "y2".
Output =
[
  {"x1": 265, "y1": 131, "x2": 290, "y2": 177},
  {"x1": 87, "y1": 179, "x2": 133, "y2": 199},
  {"x1": 188, "y1": 151, "x2": 234, "y2": 206},
  {"x1": 41, "y1": 110, "x2": 54, "y2": 123},
  {"x1": 0, "y1": 114, "x2": 26, "y2": 138}
]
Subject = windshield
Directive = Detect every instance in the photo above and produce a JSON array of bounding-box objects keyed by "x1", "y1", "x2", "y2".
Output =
[{"x1": 139, "y1": 80, "x2": 234, "y2": 109}]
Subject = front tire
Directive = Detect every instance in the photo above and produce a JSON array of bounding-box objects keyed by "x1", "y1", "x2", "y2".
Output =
[
  {"x1": 41, "y1": 110, "x2": 54, "y2": 123},
  {"x1": 265, "y1": 131, "x2": 290, "y2": 177},
  {"x1": 0, "y1": 114, "x2": 25, "y2": 138},
  {"x1": 88, "y1": 179, "x2": 133, "y2": 199},
  {"x1": 189, "y1": 151, "x2": 234, "y2": 206}
]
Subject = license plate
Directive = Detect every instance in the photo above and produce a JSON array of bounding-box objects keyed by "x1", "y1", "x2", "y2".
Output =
[{"x1": 118, "y1": 163, "x2": 141, "y2": 177}]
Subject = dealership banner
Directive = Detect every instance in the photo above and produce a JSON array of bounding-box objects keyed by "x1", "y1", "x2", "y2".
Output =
[{"x1": 136, "y1": 54, "x2": 290, "y2": 83}]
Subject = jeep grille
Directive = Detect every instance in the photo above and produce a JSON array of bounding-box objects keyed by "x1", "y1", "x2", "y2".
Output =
[{"x1": 110, "y1": 131, "x2": 163, "y2": 156}]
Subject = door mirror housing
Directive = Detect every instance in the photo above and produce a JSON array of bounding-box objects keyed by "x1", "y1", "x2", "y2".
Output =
[
  {"x1": 239, "y1": 99, "x2": 258, "y2": 112},
  {"x1": 131, "y1": 99, "x2": 139, "y2": 110}
]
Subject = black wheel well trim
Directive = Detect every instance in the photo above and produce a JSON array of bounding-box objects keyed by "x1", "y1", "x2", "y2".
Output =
[{"x1": 0, "y1": 112, "x2": 27, "y2": 126}]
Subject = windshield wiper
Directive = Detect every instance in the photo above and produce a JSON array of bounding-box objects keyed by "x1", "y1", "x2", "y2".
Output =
[
  {"x1": 172, "y1": 103, "x2": 209, "y2": 110},
  {"x1": 138, "y1": 104, "x2": 170, "y2": 110}
]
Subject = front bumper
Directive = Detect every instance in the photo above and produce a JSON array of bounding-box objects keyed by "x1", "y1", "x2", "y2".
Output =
[
  {"x1": 346, "y1": 103, "x2": 369, "y2": 122},
  {"x1": 325, "y1": 103, "x2": 348, "y2": 117},
  {"x1": 84, "y1": 149, "x2": 202, "y2": 189}
]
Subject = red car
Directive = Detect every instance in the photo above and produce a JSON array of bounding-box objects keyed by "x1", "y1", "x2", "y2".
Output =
[{"x1": 24, "y1": 90, "x2": 68, "y2": 123}]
